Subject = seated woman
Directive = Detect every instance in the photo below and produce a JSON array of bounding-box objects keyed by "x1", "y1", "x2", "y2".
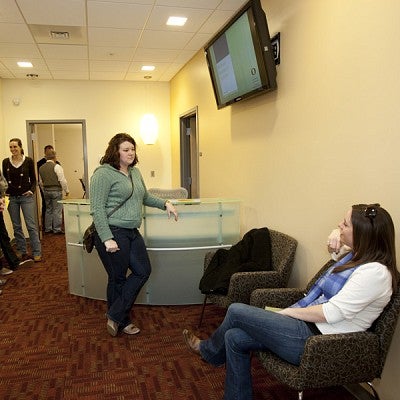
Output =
[{"x1": 183, "y1": 203, "x2": 399, "y2": 400}]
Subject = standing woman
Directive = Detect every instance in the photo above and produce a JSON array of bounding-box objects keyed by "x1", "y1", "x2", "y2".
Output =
[
  {"x1": 2, "y1": 138, "x2": 41, "y2": 262},
  {"x1": 90, "y1": 133, "x2": 178, "y2": 337}
]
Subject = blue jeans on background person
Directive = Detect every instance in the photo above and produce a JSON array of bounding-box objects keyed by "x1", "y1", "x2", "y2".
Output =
[
  {"x1": 43, "y1": 189, "x2": 63, "y2": 233},
  {"x1": 200, "y1": 303, "x2": 316, "y2": 400},
  {"x1": 7, "y1": 195, "x2": 41, "y2": 257},
  {"x1": 94, "y1": 226, "x2": 151, "y2": 329}
]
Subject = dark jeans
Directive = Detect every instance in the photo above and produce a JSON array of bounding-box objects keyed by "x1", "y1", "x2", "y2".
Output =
[
  {"x1": 200, "y1": 303, "x2": 316, "y2": 400},
  {"x1": 94, "y1": 226, "x2": 151, "y2": 329},
  {"x1": 0, "y1": 213, "x2": 20, "y2": 269}
]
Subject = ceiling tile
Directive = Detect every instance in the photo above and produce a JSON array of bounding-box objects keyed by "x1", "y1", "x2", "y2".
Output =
[
  {"x1": 87, "y1": 2, "x2": 152, "y2": 29},
  {"x1": 89, "y1": 46, "x2": 135, "y2": 61},
  {"x1": 16, "y1": 0, "x2": 86, "y2": 26},
  {"x1": 139, "y1": 30, "x2": 194, "y2": 50},
  {"x1": 0, "y1": 23, "x2": 34, "y2": 43},
  {"x1": 38, "y1": 44, "x2": 88, "y2": 59},
  {"x1": 88, "y1": 27, "x2": 141, "y2": 47}
]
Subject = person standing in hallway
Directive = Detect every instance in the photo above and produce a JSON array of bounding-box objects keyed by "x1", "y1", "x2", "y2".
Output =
[
  {"x1": 2, "y1": 138, "x2": 42, "y2": 263},
  {"x1": 90, "y1": 133, "x2": 178, "y2": 337},
  {"x1": 37, "y1": 145, "x2": 60, "y2": 231},
  {"x1": 39, "y1": 149, "x2": 69, "y2": 234},
  {"x1": 0, "y1": 170, "x2": 34, "y2": 276}
]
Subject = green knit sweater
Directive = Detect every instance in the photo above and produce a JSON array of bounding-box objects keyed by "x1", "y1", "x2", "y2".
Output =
[{"x1": 89, "y1": 164, "x2": 166, "y2": 243}]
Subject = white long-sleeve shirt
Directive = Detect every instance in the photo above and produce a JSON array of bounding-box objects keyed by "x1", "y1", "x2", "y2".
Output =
[{"x1": 316, "y1": 262, "x2": 392, "y2": 334}]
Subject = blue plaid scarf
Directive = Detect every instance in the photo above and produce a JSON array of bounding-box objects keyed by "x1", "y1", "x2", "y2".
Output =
[{"x1": 291, "y1": 252, "x2": 357, "y2": 308}]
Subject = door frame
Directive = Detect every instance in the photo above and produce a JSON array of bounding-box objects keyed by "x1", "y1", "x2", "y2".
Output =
[
  {"x1": 179, "y1": 107, "x2": 199, "y2": 198},
  {"x1": 25, "y1": 119, "x2": 88, "y2": 232}
]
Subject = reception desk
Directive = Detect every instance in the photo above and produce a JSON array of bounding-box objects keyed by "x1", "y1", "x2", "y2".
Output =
[{"x1": 61, "y1": 198, "x2": 240, "y2": 305}]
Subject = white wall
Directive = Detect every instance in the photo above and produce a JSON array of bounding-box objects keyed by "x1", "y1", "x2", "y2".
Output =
[
  {"x1": 1, "y1": 79, "x2": 172, "y2": 189},
  {"x1": 170, "y1": 1, "x2": 400, "y2": 398}
]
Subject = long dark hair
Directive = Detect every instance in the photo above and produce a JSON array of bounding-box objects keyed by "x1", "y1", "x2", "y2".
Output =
[
  {"x1": 100, "y1": 133, "x2": 138, "y2": 170},
  {"x1": 9, "y1": 138, "x2": 24, "y2": 155},
  {"x1": 335, "y1": 204, "x2": 398, "y2": 290}
]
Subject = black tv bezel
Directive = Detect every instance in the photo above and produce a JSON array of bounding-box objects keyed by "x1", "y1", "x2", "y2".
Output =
[{"x1": 204, "y1": 0, "x2": 277, "y2": 109}]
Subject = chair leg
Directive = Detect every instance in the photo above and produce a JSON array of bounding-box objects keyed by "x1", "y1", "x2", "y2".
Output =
[
  {"x1": 366, "y1": 382, "x2": 380, "y2": 400},
  {"x1": 198, "y1": 295, "x2": 208, "y2": 328},
  {"x1": 298, "y1": 391, "x2": 303, "y2": 400}
]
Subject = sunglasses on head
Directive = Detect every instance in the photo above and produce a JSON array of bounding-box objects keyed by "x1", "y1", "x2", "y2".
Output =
[{"x1": 355, "y1": 203, "x2": 380, "y2": 223}]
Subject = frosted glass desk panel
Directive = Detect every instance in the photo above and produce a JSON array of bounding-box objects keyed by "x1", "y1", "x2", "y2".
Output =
[
  {"x1": 146, "y1": 249, "x2": 208, "y2": 304},
  {"x1": 143, "y1": 200, "x2": 240, "y2": 247},
  {"x1": 63, "y1": 201, "x2": 108, "y2": 300},
  {"x1": 62, "y1": 199, "x2": 240, "y2": 304}
]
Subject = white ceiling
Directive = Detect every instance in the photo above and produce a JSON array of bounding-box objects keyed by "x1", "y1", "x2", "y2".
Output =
[{"x1": 0, "y1": 0, "x2": 248, "y2": 81}]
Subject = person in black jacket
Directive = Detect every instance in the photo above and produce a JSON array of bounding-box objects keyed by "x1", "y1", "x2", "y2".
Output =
[
  {"x1": 0, "y1": 170, "x2": 34, "y2": 275},
  {"x1": 2, "y1": 138, "x2": 41, "y2": 262}
]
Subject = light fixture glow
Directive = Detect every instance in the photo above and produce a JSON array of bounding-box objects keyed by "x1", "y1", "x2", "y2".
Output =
[
  {"x1": 17, "y1": 61, "x2": 33, "y2": 68},
  {"x1": 141, "y1": 65, "x2": 155, "y2": 71},
  {"x1": 140, "y1": 113, "x2": 159, "y2": 145},
  {"x1": 166, "y1": 16, "x2": 187, "y2": 26}
]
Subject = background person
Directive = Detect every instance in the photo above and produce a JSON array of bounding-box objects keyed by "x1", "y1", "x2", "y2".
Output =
[
  {"x1": 2, "y1": 138, "x2": 41, "y2": 262},
  {"x1": 90, "y1": 133, "x2": 178, "y2": 337},
  {"x1": 39, "y1": 149, "x2": 69, "y2": 234},
  {"x1": 0, "y1": 170, "x2": 34, "y2": 276},
  {"x1": 183, "y1": 203, "x2": 399, "y2": 400},
  {"x1": 37, "y1": 145, "x2": 60, "y2": 231}
]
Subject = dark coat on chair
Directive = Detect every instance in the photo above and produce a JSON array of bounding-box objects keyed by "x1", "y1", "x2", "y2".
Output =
[{"x1": 199, "y1": 227, "x2": 272, "y2": 295}]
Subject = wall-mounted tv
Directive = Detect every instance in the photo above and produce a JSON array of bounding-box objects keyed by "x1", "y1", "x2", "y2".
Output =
[{"x1": 204, "y1": 0, "x2": 277, "y2": 109}]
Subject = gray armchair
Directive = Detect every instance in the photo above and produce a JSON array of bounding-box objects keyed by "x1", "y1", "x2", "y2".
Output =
[
  {"x1": 199, "y1": 230, "x2": 297, "y2": 327},
  {"x1": 250, "y1": 260, "x2": 400, "y2": 400}
]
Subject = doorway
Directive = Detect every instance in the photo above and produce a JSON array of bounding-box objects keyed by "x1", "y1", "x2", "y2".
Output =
[
  {"x1": 180, "y1": 108, "x2": 199, "y2": 198},
  {"x1": 26, "y1": 119, "x2": 88, "y2": 231}
]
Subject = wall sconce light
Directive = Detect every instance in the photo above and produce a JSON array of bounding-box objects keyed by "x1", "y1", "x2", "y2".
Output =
[{"x1": 140, "y1": 113, "x2": 158, "y2": 145}]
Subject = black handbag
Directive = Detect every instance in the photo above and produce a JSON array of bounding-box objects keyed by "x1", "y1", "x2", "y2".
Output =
[
  {"x1": 82, "y1": 222, "x2": 96, "y2": 253},
  {"x1": 83, "y1": 174, "x2": 133, "y2": 253}
]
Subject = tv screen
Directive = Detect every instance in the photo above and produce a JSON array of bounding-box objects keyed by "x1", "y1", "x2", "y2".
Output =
[{"x1": 204, "y1": 0, "x2": 277, "y2": 109}]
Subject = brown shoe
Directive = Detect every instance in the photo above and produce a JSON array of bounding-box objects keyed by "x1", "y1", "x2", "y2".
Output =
[{"x1": 183, "y1": 329, "x2": 201, "y2": 355}]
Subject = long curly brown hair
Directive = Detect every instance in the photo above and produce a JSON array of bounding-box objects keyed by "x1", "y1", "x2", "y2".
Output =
[{"x1": 100, "y1": 133, "x2": 138, "y2": 170}]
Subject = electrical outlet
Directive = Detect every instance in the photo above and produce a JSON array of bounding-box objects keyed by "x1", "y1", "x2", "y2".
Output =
[{"x1": 151, "y1": 171, "x2": 155, "y2": 177}]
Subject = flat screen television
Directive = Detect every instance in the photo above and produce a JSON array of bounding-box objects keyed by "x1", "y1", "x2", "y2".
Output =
[{"x1": 204, "y1": 0, "x2": 277, "y2": 109}]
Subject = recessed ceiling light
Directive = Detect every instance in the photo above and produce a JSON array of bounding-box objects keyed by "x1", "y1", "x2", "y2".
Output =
[
  {"x1": 166, "y1": 16, "x2": 187, "y2": 26},
  {"x1": 17, "y1": 61, "x2": 33, "y2": 68},
  {"x1": 141, "y1": 66, "x2": 155, "y2": 71}
]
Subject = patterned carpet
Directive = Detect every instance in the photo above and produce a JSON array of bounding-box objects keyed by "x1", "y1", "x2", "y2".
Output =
[{"x1": 0, "y1": 233, "x2": 357, "y2": 400}]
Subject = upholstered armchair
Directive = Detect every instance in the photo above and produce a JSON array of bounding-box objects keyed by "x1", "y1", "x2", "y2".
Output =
[
  {"x1": 148, "y1": 187, "x2": 188, "y2": 199},
  {"x1": 198, "y1": 230, "x2": 297, "y2": 327},
  {"x1": 250, "y1": 260, "x2": 400, "y2": 400}
]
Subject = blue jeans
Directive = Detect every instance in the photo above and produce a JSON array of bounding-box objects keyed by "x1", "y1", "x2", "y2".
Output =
[
  {"x1": 200, "y1": 303, "x2": 316, "y2": 400},
  {"x1": 94, "y1": 226, "x2": 151, "y2": 329},
  {"x1": 7, "y1": 195, "x2": 41, "y2": 257},
  {"x1": 43, "y1": 189, "x2": 63, "y2": 232}
]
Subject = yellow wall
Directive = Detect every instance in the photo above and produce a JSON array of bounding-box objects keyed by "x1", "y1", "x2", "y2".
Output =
[
  {"x1": 170, "y1": 0, "x2": 400, "y2": 398},
  {"x1": 1, "y1": 79, "x2": 171, "y2": 188}
]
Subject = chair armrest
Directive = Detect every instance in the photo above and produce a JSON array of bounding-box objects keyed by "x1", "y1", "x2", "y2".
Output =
[
  {"x1": 299, "y1": 332, "x2": 381, "y2": 386},
  {"x1": 225, "y1": 271, "x2": 290, "y2": 304},
  {"x1": 250, "y1": 288, "x2": 305, "y2": 309}
]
